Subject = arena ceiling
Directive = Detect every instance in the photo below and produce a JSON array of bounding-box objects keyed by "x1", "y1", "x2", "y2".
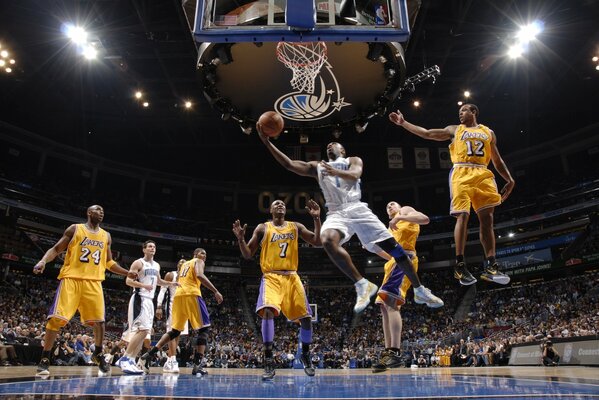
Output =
[{"x1": 0, "y1": 0, "x2": 598, "y2": 184}]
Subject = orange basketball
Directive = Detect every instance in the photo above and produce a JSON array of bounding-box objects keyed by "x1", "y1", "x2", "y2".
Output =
[{"x1": 257, "y1": 111, "x2": 284, "y2": 137}]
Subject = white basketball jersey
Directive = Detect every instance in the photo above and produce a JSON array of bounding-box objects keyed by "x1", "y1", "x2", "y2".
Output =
[
  {"x1": 167, "y1": 271, "x2": 178, "y2": 303},
  {"x1": 137, "y1": 258, "x2": 160, "y2": 299},
  {"x1": 317, "y1": 157, "x2": 362, "y2": 209}
]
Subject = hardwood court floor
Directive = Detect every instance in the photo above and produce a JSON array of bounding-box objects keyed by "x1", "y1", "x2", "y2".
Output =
[{"x1": 0, "y1": 365, "x2": 598, "y2": 399}]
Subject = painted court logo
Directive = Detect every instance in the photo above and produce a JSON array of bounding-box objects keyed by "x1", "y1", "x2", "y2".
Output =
[{"x1": 274, "y1": 42, "x2": 350, "y2": 121}]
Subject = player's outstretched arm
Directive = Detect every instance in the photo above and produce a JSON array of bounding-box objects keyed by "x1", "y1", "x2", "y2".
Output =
[
  {"x1": 297, "y1": 199, "x2": 322, "y2": 247},
  {"x1": 233, "y1": 220, "x2": 263, "y2": 259},
  {"x1": 489, "y1": 131, "x2": 515, "y2": 202},
  {"x1": 389, "y1": 109, "x2": 456, "y2": 141},
  {"x1": 194, "y1": 259, "x2": 223, "y2": 304},
  {"x1": 389, "y1": 206, "x2": 430, "y2": 229},
  {"x1": 257, "y1": 127, "x2": 318, "y2": 178},
  {"x1": 33, "y1": 224, "x2": 76, "y2": 274}
]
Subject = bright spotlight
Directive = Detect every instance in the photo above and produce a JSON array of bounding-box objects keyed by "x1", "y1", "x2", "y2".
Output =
[
  {"x1": 508, "y1": 232, "x2": 515, "y2": 238},
  {"x1": 464, "y1": 90, "x2": 470, "y2": 98},
  {"x1": 184, "y1": 101, "x2": 192, "y2": 109},
  {"x1": 517, "y1": 20, "x2": 544, "y2": 43},
  {"x1": 508, "y1": 44, "x2": 524, "y2": 59},
  {"x1": 9, "y1": 59, "x2": 15, "y2": 64},
  {"x1": 0, "y1": 50, "x2": 7, "y2": 58},
  {"x1": 142, "y1": 102, "x2": 149, "y2": 108},
  {"x1": 82, "y1": 45, "x2": 97, "y2": 60},
  {"x1": 413, "y1": 100, "x2": 420, "y2": 107},
  {"x1": 593, "y1": 56, "x2": 599, "y2": 62},
  {"x1": 595, "y1": 65, "x2": 599, "y2": 71},
  {"x1": 0, "y1": 60, "x2": 4, "y2": 67},
  {"x1": 5, "y1": 68, "x2": 12, "y2": 73},
  {"x1": 135, "y1": 91, "x2": 143, "y2": 99},
  {"x1": 457, "y1": 101, "x2": 463, "y2": 106},
  {"x1": 66, "y1": 25, "x2": 88, "y2": 45}
]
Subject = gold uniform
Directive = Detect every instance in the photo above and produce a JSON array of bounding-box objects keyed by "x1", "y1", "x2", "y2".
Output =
[
  {"x1": 376, "y1": 218, "x2": 419, "y2": 307},
  {"x1": 256, "y1": 221, "x2": 311, "y2": 321},
  {"x1": 171, "y1": 259, "x2": 210, "y2": 331},
  {"x1": 48, "y1": 224, "x2": 108, "y2": 329},
  {"x1": 449, "y1": 124, "x2": 501, "y2": 214}
]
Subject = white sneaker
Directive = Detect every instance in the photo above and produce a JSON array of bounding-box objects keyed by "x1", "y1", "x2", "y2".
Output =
[
  {"x1": 119, "y1": 357, "x2": 144, "y2": 375},
  {"x1": 171, "y1": 358, "x2": 180, "y2": 373},
  {"x1": 163, "y1": 359, "x2": 174, "y2": 373},
  {"x1": 353, "y1": 280, "x2": 379, "y2": 314},
  {"x1": 413, "y1": 286, "x2": 444, "y2": 308}
]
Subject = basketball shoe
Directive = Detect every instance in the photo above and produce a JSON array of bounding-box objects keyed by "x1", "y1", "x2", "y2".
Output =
[
  {"x1": 36, "y1": 357, "x2": 50, "y2": 376},
  {"x1": 413, "y1": 286, "x2": 444, "y2": 308},
  {"x1": 92, "y1": 350, "x2": 111, "y2": 376},
  {"x1": 262, "y1": 358, "x2": 275, "y2": 381},
  {"x1": 454, "y1": 262, "x2": 477, "y2": 286},
  {"x1": 300, "y1": 352, "x2": 315, "y2": 377},
  {"x1": 480, "y1": 262, "x2": 510, "y2": 285},
  {"x1": 372, "y1": 349, "x2": 403, "y2": 373},
  {"x1": 192, "y1": 358, "x2": 208, "y2": 376},
  {"x1": 354, "y1": 280, "x2": 379, "y2": 314}
]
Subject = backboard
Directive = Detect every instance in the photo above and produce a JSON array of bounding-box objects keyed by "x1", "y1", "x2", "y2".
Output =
[{"x1": 185, "y1": 0, "x2": 411, "y2": 43}]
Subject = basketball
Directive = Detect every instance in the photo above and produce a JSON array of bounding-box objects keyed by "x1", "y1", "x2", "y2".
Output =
[{"x1": 257, "y1": 111, "x2": 284, "y2": 138}]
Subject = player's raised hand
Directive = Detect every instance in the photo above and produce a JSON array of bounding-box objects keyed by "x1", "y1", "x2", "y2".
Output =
[
  {"x1": 33, "y1": 261, "x2": 46, "y2": 274},
  {"x1": 232, "y1": 220, "x2": 247, "y2": 241},
  {"x1": 305, "y1": 199, "x2": 320, "y2": 218},
  {"x1": 389, "y1": 109, "x2": 405, "y2": 126},
  {"x1": 319, "y1": 161, "x2": 338, "y2": 176},
  {"x1": 256, "y1": 123, "x2": 269, "y2": 143}
]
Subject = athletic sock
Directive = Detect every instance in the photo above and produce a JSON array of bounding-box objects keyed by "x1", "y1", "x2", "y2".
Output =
[
  {"x1": 456, "y1": 255, "x2": 465, "y2": 264},
  {"x1": 486, "y1": 256, "x2": 496, "y2": 266}
]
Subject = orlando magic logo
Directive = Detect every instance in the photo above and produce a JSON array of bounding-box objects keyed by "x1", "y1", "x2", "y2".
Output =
[{"x1": 274, "y1": 42, "x2": 350, "y2": 121}]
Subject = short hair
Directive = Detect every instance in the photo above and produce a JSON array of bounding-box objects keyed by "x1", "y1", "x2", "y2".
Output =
[
  {"x1": 464, "y1": 103, "x2": 479, "y2": 117},
  {"x1": 143, "y1": 240, "x2": 156, "y2": 249},
  {"x1": 193, "y1": 248, "x2": 205, "y2": 256}
]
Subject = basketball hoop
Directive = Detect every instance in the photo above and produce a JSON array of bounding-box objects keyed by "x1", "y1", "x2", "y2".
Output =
[{"x1": 276, "y1": 42, "x2": 328, "y2": 94}]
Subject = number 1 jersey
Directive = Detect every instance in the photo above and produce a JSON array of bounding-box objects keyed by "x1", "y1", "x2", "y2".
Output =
[{"x1": 58, "y1": 224, "x2": 109, "y2": 281}]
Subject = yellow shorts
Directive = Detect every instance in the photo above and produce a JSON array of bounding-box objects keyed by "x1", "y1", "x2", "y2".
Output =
[
  {"x1": 376, "y1": 254, "x2": 418, "y2": 307},
  {"x1": 449, "y1": 166, "x2": 501, "y2": 214},
  {"x1": 171, "y1": 295, "x2": 210, "y2": 332},
  {"x1": 47, "y1": 278, "x2": 105, "y2": 327},
  {"x1": 256, "y1": 272, "x2": 311, "y2": 321}
]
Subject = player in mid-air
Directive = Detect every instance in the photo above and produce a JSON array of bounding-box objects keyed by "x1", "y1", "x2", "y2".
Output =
[
  {"x1": 389, "y1": 104, "x2": 515, "y2": 286},
  {"x1": 258, "y1": 128, "x2": 443, "y2": 312}
]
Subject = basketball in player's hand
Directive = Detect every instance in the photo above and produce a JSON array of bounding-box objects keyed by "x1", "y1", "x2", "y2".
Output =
[{"x1": 257, "y1": 111, "x2": 284, "y2": 138}]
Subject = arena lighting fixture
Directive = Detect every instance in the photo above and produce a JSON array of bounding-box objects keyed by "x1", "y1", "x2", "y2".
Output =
[
  {"x1": 413, "y1": 100, "x2": 420, "y2": 107},
  {"x1": 0, "y1": 60, "x2": 4, "y2": 67},
  {"x1": 239, "y1": 120, "x2": 252, "y2": 135},
  {"x1": 355, "y1": 119, "x2": 369, "y2": 134},
  {"x1": 508, "y1": 232, "x2": 515, "y2": 238},
  {"x1": 0, "y1": 50, "x2": 8, "y2": 58},
  {"x1": 464, "y1": 90, "x2": 470, "y2": 98},
  {"x1": 457, "y1": 101, "x2": 463, "y2": 106},
  {"x1": 82, "y1": 45, "x2": 98, "y2": 60},
  {"x1": 517, "y1": 20, "x2": 544, "y2": 43},
  {"x1": 135, "y1": 91, "x2": 143, "y2": 99},
  {"x1": 184, "y1": 101, "x2": 192, "y2": 109},
  {"x1": 142, "y1": 101, "x2": 149, "y2": 107},
  {"x1": 508, "y1": 43, "x2": 525, "y2": 59},
  {"x1": 64, "y1": 24, "x2": 88, "y2": 45},
  {"x1": 593, "y1": 56, "x2": 598, "y2": 62},
  {"x1": 596, "y1": 65, "x2": 599, "y2": 71},
  {"x1": 5, "y1": 68, "x2": 11, "y2": 73}
]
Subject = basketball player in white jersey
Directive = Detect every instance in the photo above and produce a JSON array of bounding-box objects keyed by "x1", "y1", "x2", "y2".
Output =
[
  {"x1": 156, "y1": 259, "x2": 189, "y2": 373},
  {"x1": 119, "y1": 240, "x2": 177, "y2": 374},
  {"x1": 258, "y1": 132, "x2": 443, "y2": 312}
]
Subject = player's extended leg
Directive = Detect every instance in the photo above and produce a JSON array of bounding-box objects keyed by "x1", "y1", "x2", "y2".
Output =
[
  {"x1": 477, "y1": 207, "x2": 510, "y2": 284},
  {"x1": 372, "y1": 302, "x2": 403, "y2": 373},
  {"x1": 37, "y1": 326, "x2": 60, "y2": 375},
  {"x1": 119, "y1": 330, "x2": 147, "y2": 375},
  {"x1": 453, "y1": 213, "x2": 477, "y2": 285},
  {"x1": 261, "y1": 308, "x2": 276, "y2": 381},
  {"x1": 90, "y1": 322, "x2": 110, "y2": 375},
  {"x1": 191, "y1": 328, "x2": 210, "y2": 376},
  {"x1": 298, "y1": 317, "x2": 315, "y2": 377},
  {"x1": 321, "y1": 229, "x2": 378, "y2": 313},
  {"x1": 376, "y1": 238, "x2": 443, "y2": 308}
]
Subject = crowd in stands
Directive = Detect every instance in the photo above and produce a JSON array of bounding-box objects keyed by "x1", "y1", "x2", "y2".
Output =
[{"x1": 1, "y1": 265, "x2": 597, "y2": 369}]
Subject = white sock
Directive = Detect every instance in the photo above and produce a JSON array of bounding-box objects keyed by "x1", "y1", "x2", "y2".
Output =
[{"x1": 355, "y1": 278, "x2": 368, "y2": 287}]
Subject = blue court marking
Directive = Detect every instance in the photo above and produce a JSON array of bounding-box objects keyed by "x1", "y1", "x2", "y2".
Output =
[{"x1": 1, "y1": 371, "x2": 599, "y2": 399}]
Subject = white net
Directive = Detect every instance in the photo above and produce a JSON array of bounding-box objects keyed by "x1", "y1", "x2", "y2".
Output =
[{"x1": 276, "y1": 42, "x2": 328, "y2": 94}]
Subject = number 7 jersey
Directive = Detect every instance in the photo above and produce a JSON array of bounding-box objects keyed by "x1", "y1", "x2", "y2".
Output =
[
  {"x1": 449, "y1": 124, "x2": 493, "y2": 166},
  {"x1": 58, "y1": 224, "x2": 109, "y2": 281},
  {"x1": 260, "y1": 221, "x2": 299, "y2": 273}
]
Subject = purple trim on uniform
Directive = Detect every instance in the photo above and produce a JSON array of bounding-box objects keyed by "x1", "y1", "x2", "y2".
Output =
[
  {"x1": 380, "y1": 264, "x2": 404, "y2": 297},
  {"x1": 256, "y1": 276, "x2": 266, "y2": 312},
  {"x1": 304, "y1": 291, "x2": 312, "y2": 317},
  {"x1": 261, "y1": 318, "x2": 274, "y2": 343},
  {"x1": 48, "y1": 280, "x2": 63, "y2": 318},
  {"x1": 300, "y1": 327, "x2": 312, "y2": 344},
  {"x1": 197, "y1": 296, "x2": 211, "y2": 327},
  {"x1": 448, "y1": 167, "x2": 455, "y2": 215},
  {"x1": 475, "y1": 202, "x2": 501, "y2": 214}
]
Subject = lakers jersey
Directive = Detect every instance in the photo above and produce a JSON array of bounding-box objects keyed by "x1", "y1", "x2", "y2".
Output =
[
  {"x1": 58, "y1": 224, "x2": 109, "y2": 281},
  {"x1": 317, "y1": 157, "x2": 361, "y2": 209},
  {"x1": 175, "y1": 259, "x2": 202, "y2": 297},
  {"x1": 260, "y1": 221, "x2": 299, "y2": 273},
  {"x1": 449, "y1": 124, "x2": 493, "y2": 166},
  {"x1": 389, "y1": 218, "x2": 420, "y2": 253}
]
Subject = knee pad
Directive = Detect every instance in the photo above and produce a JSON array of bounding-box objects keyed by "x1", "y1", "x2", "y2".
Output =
[
  {"x1": 388, "y1": 244, "x2": 407, "y2": 260},
  {"x1": 196, "y1": 328, "x2": 209, "y2": 346},
  {"x1": 167, "y1": 329, "x2": 181, "y2": 341},
  {"x1": 46, "y1": 317, "x2": 66, "y2": 331}
]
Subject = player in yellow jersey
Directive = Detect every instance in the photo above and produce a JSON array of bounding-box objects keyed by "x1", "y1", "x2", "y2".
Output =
[
  {"x1": 372, "y1": 201, "x2": 431, "y2": 373},
  {"x1": 142, "y1": 248, "x2": 223, "y2": 376},
  {"x1": 32, "y1": 205, "x2": 136, "y2": 376},
  {"x1": 232, "y1": 199, "x2": 321, "y2": 381},
  {"x1": 389, "y1": 104, "x2": 515, "y2": 286}
]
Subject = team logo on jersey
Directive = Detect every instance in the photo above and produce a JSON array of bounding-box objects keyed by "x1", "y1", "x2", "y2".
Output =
[
  {"x1": 79, "y1": 237, "x2": 105, "y2": 249},
  {"x1": 274, "y1": 61, "x2": 350, "y2": 121},
  {"x1": 460, "y1": 131, "x2": 489, "y2": 141},
  {"x1": 270, "y1": 232, "x2": 295, "y2": 242}
]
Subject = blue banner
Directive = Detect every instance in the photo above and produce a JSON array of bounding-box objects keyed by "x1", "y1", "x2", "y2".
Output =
[
  {"x1": 496, "y1": 233, "x2": 579, "y2": 257},
  {"x1": 498, "y1": 248, "x2": 553, "y2": 270}
]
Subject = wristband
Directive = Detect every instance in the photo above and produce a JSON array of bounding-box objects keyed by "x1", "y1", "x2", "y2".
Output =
[{"x1": 106, "y1": 260, "x2": 117, "y2": 269}]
